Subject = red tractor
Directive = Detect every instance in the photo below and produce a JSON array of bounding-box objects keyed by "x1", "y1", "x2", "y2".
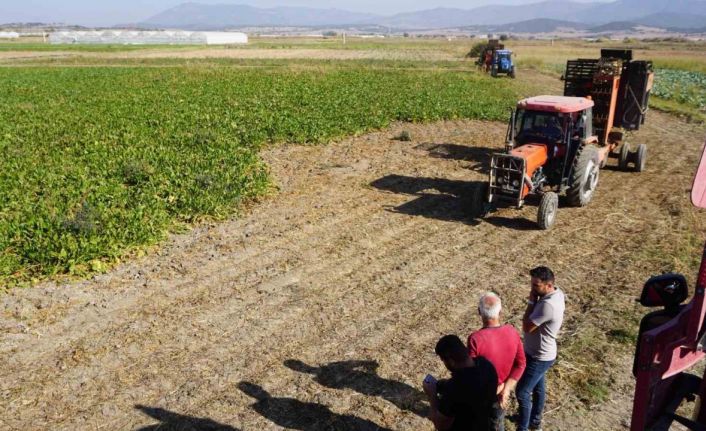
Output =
[
  {"x1": 630, "y1": 140, "x2": 706, "y2": 430},
  {"x1": 480, "y1": 49, "x2": 654, "y2": 229}
]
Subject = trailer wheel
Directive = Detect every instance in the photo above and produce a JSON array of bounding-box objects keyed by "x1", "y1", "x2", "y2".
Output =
[
  {"x1": 567, "y1": 145, "x2": 600, "y2": 207},
  {"x1": 537, "y1": 192, "x2": 558, "y2": 230},
  {"x1": 618, "y1": 143, "x2": 631, "y2": 170},
  {"x1": 634, "y1": 144, "x2": 647, "y2": 172}
]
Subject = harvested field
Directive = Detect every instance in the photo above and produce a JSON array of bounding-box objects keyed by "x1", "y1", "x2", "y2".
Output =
[{"x1": 2, "y1": 91, "x2": 705, "y2": 430}]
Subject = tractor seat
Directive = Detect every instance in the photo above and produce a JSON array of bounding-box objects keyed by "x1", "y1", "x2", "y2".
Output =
[{"x1": 632, "y1": 305, "x2": 686, "y2": 377}]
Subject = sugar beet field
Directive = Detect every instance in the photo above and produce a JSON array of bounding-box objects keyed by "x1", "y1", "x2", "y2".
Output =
[
  {"x1": 1, "y1": 43, "x2": 706, "y2": 431},
  {"x1": 0, "y1": 64, "x2": 515, "y2": 285}
]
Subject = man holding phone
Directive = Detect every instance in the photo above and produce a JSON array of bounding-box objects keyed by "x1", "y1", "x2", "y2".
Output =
[
  {"x1": 516, "y1": 266, "x2": 565, "y2": 431},
  {"x1": 423, "y1": 335, "x2": 497, "y2": 431}
]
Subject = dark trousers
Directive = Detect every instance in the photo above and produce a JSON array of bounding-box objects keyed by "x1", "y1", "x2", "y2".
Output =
[{"x1": 490, "y1": 401, "x2": 505, "y2": 431}]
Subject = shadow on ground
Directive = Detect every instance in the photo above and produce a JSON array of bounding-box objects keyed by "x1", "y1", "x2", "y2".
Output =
[
  {"x1": 134, "y1": 404, "x2": 239, "y2": 430},
  {"x1": 239, "y1": 381, "x2": 392, "y2": 431},
  {"x1": 285, "y1": 359, "x2": 427, "y2": 417},
  {"x1": 483, "y1": 215, "x2": 539, "y2": 230},
  {"x1": 370, "y1": 174, "x2": 483, "y2": 225},
  {"x1": 370, "y1": 174, "x2": 557, "y2": 231},
  {"x1": 416, "y1": 142, "x2": 497, "y2": 174}
]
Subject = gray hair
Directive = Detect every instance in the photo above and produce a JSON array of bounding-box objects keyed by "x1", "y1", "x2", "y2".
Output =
[{"x1": 478, "y1": 292, "x2": 502, "y2": 320}]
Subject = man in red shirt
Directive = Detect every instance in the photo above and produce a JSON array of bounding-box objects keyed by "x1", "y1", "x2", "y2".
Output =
[{"x1": 468, "y1": 292, "x2": 526, "y2": 431}]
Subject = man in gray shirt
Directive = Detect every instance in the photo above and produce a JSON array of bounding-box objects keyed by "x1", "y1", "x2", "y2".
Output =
[{"x1": 515, "y1": 266, "x2": 565, "y2": 431}]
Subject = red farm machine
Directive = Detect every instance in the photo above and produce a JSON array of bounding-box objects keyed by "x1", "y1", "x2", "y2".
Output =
[
  {"x1": 630, "y1": 139, "x2": 706, "y2": 430},
  {"x1": 479, "y1": 49, "x2": 654, "y2": 229},
  {"x1": 476, "y1": 39, "x2": 504, "y2": 72}
]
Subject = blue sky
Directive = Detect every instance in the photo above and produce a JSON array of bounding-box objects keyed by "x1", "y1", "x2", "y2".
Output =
[{"x1": 1, "y1": 0, "x2": 611, "y2": 26}]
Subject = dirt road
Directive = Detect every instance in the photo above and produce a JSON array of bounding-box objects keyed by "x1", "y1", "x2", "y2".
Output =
[{"x1": 2, "y1": 71, "x2": 706, "y2": 429}]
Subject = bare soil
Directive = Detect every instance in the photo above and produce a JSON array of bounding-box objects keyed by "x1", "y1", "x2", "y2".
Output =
[{"x1": 1, "y1": 69, "x2": 706, "y2": 430}]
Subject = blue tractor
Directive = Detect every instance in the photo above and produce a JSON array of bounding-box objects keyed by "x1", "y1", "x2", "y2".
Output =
[{"x1": 491, "y1": 49, "x2": 515, "y2": 78}]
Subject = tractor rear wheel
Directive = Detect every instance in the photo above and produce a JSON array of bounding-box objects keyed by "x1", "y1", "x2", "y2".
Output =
[
  {"x1": 634, "y1": 144, "x2": 647, "y2": 172},
  {"x1": 618, "y1": 143, "x2": 631, "y2": 170},
  {"x1": 567, "y1": 145, "x2": 600, "y2": 207},
  {"x1": 537, "y1": 192, "x2": 558, "y2": 230}
]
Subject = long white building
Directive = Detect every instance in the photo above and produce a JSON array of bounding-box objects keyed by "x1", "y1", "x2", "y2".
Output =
[{"x1": 49, "y1": 30, "x2": 248, "y2": 45}]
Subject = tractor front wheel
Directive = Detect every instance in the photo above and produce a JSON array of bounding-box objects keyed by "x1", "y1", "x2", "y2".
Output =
[
  {"x1": 510, "y1": 67, "x2": 516, "y2": 79},
  {"x1": 470, "y1": 182, "x2": 491, "y2": 218},
  {"x1": 618, "y1": 142, "x2": 631, "y2": 170},
  {"x1": 567, "y1": 145, "x2": 600, "y2": 207},
  {"x1": 491, "y1": 65, "x2": 498, "y2": 77},
  {"x1": 537, "y1": 192, "x2": 558, "y2": 230},
  {"x1": 634, "y1": 144, "x2": 647, "y2": 172}
]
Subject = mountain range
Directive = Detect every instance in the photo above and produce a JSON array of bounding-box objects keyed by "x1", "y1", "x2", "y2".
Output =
[{"x1": 141, "y1": 0, "x2": 706, "y2": 31}]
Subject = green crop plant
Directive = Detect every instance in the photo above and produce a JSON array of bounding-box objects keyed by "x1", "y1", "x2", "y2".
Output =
[
  {"x1": 0, "y1": 62, "x2": 516, "y2": 286},
  {"x1": 653, "y1": 69, "x2": 706, "y2": 111}
]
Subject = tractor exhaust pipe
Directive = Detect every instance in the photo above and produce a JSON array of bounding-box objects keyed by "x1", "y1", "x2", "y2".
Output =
[{"x1": 505, "y1": 109, "x2": 516, "y2": 153}]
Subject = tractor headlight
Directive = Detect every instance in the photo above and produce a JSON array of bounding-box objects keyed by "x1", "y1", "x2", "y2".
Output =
[
  {"x1": 512, "y1": 179, "x2": 520, "y2": 187},
  {"x1": 497, "y1": 177, "x2": 504, "y2": 185}
]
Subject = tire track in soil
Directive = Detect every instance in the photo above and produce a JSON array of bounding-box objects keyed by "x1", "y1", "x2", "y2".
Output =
[
  {"x1": 47, "y1": 193, "x2": 528, "y2": 429},
  {"x1": 124, "y1": 205, "x2": 539, "y2": 426},
  {"x1": 104, "y1": 199, "x2": 540, "y2": 428},
  {"x1": 37, "y1": 217, "x2": 446, "y2": 428},
  {"x1": 166, "y1": 124, "x2": 699, "y2": 429},
  {"x1": 131, "y1": 115, "x2": 700, "y2": 431}
]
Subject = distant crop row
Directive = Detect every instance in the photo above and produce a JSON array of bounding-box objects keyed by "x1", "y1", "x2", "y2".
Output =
[
  {"x1": 0, "y1": 64, "x2": 516, "y2": 285},
  {"x1": 653, "y1": 69, "x2": 706, "y2": 112}
]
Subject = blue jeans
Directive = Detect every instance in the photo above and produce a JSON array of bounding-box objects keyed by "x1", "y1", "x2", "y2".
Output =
[{"x1": 515, "y1": 356, "x2": 555, "y2": 431}]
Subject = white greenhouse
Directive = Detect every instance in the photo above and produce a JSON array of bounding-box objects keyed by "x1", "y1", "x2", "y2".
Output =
[
  {"x1": 0, "y1": 32, "x2": 20, "y2": 39},
  {"x1": 48, "y1": 30, "x2": 248, "y2": 45}
]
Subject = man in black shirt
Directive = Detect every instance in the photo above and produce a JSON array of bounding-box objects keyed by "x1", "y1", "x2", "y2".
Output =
[{"x1": 423, "y1": 335, "x2": 498, "y2": 431}]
